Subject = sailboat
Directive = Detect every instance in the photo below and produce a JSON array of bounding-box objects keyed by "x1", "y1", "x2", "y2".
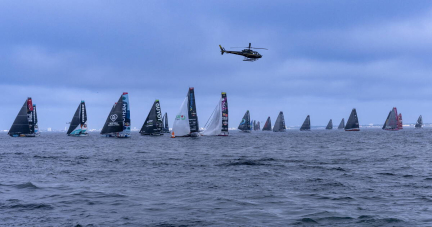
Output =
[
  {"x1": 397, "y1": 113, "x2": 403, "y2": 130},
  {"x1": 262, "y1": 117, "x2": 271, "y2": 131},
  {"x1": 100, "y1": 92, "x2": 131, "y2": 138},
  {"x1": 383, "y1": 107, "x2": 399, "y2": 131},
  {"x1": 257, "y1": 121, "x2": 261, "y2": 130},
  {"x1": 161, "y1": 112, "x2": 170, "y2": 133},
  {"x1": 202, "y1": 92, "x2": 229, "y2": 136},
  {"x1": 238, "y1": 110, "x2": 251, "y2": 132},
  {"x1": 338, "y1": 118, "x2": 345, "y2": 129},
  {"x1": 273, "y1": 111, "x2": 286, "y2": 132},
  {"x1": 172, "y1": 87, "x2": 200, "y2": 137},
  {"x1": 415, "y1": 115, "x2": 423, "y2": 128},
  {"x1": 9, "y1": 97, "x2": 38, "y2": 137},
  {"x1": 67, "y1": 101, "x2": 88, "y2": 136},
  {"x1": 300, "y1": 115, "x2": 311, "y2": 131},
  {"x1": 140, "y1": 100, "x2": 163, "y2": 136},
  {"x1": 326, "y1": 119, "x2": 333, "y2": 130},
  {"x1": 345, "y1": 108, "x2": 360, "y2": 131},
  {"x1": 253, "y1": 120, "x2": 257, "y2": 131}
]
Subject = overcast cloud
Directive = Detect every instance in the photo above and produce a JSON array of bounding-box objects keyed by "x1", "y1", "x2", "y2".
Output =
[{"x1": 1, "y1": 1, "x2": 432, "y2": 130}]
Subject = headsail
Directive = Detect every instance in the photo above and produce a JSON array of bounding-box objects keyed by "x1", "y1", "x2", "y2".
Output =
[
  {"x1": 326, "y1": 119, "x2": 333, "y2": 130},
  {"x1": 238, "y1": 110, "x2": 251, "y2": 132},
  {"x1": 273, "y1": 111, "x2": 286, "y2": 132},
  {"x1": 300, "y1": 115, "x2": 311, "y2": 131},
  {"x1": 415, "y1": 115, "x2": 423, "y2": 128},
  {"x1": 262, "y1": 117, "x2": 271, "y2": 131},
  {"x1": 140, "y1": 100, "x2": 163, "y2": 135},
  {"x1": 338, "y1": 118, "x2": 345, "y2": 129},
  {"x1": 345, "y1": 108, "x2": 359, "y2": 131},
  {"x1": 101, "y1": 96, "x2": 124, "y2": 135},
  {"x1": 9, "y1": 98, "x2": 33, "y2": 136}
]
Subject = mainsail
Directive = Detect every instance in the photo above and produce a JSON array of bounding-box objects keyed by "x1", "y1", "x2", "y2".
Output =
[
  {"x1": 117, "y1": 92, "x2": 131, "y2": 138},
  {"x1": 257, "y1": 121, "x2": 261, "y2": 130},
  {"x1": 273, "y1": 111, "x2": 286, "y2": 132},
  {"x1": 101, "y1": 95, "x2": 125, "y2": 136},
  {"x1": 345, "y1": 108, "x2": 360, "y2": 131},
  {"x1": 202, "y1": 92, "x2": 228, "y2": 136},
  {"x1": 173, "y1": 87, "x2": 200, "y2": 137},
  {"x1": 238, "y1": 110, "x2": 251, "y2": 132},
  {"x1": 383, "y1": 107, "x2": 398, "y2": 131},
  {"x1": 397, "y1": 113, "x2": 403, "y2": 130},
  {"x1": 262, "y1": 117, "x2": 271, "y2": 131},
  {"x1": 326, "y1": 119, "x2": 333, "y2": 130},
  {"x1": 415, "y1": 115, "x2": 423, "y2": 128},
  {"x1": 9, "y1": 98, "x2": 35, "y2": 137},
  {"x1": 300, "y1": 115, "x2": 311, "y2": 131},
  {"x1": 338, "y1": 118, "x2": 345, "y2": 129},
  {"x1": 140, "y1": 100, "x2": 163, "y2": 136},
  {"x1": 67, "y1": 101, "x2": 88, "y2": 136},
  {"x1": 33, "y1": 104, "x2": 40, "y2": 136},
  {"x1": 161, "y1": 112, "x2": 170, "y2": 133}
]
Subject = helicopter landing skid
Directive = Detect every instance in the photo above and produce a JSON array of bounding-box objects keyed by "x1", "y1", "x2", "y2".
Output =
[{"x1": 243, "y1": 57, "x2": 258, "y2": 62}]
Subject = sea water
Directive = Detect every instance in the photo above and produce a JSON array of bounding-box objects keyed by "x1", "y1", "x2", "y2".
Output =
[{"x1": 0, "y1": 129, "x2": 431, "y2": 226}]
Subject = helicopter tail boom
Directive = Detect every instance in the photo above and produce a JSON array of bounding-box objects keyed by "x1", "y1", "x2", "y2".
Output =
[{"x1": 219, "y1": 45, "x2": 225, "y2": 55}]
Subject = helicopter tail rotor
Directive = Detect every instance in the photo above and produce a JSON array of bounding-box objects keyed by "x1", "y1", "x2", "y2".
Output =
[{"x1": 219, "y1": 45, "x2": 225, "y2": 55}]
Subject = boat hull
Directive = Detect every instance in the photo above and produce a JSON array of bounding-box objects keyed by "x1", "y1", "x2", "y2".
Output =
[
  {"x1": 240, "y1": 130, "x2": 251, "y2": 133},
  {"x1": 68, "y1": 133, "x2": 89, "y2": 137},
  {"x1": 345, "y1": 128, "x2": 360, "y2": 131},
  {"x1": 9, "y1": 133, "x2": 36, "y2": 137}
]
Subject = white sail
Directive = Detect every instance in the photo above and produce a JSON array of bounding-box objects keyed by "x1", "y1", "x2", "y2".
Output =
[
  {"x1": 172, "y1": 96, "x2": 190, "y2": 136},
  {"x1": 202, "y1": 98, "x2": 222, "y2": 136}
]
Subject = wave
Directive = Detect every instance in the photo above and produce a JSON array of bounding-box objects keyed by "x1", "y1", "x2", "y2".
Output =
[
  {"x1": 218, "y1": 157, "x2": 279, "y2": 166},
  {"x1": 14, "y1": 182, "x2": 39, "y2": 189},
  {"x1": 2, "y1": 203, "x2": 53, "y2": 210}
]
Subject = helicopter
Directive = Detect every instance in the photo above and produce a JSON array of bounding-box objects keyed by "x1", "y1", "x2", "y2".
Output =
[{"x1": 219, "y1": 43, "x2": 267, "y2": 61}]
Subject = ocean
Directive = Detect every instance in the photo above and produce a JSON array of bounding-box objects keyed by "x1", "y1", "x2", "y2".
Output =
[{"x1": 0, "y1": 129, "x2": 431, "y2": 226}]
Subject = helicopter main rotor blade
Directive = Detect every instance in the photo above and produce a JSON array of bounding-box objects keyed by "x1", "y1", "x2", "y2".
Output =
[{"x1": 250, "y1": 47, "x2": 268, "y2": 50}]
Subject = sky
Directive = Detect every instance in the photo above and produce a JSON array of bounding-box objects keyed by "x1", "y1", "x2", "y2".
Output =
[{"x1": 1, "y1": 1, "x2": 432, "y2": 130}]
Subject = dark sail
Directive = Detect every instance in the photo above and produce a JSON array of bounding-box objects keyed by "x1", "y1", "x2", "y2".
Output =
[
  {"x1": 338, "y1": 118, "x2": 344, "y2": 129},
  {"x1": 257, "y1": 121, "x2": 260, "y2": 130},
  {"x1": 80, "y1": 101, "x2": 87, "y2": 125},
  {"x1": 326, "y1": 119, "x2": 333, "y2": 130},
  {"x1": 101, "y1": 96, "x2": 124, "y2": 134},
  {"x1": 345, "y1": 108, "x2": 359, "y2": 131},
  {"x1": 382, "y1": 111, "x2": 391, "y2": 129},
  {"x1": 9, "y1": 99, "x2": 31, "y2": 136},
  {"x1": 67, "y1": 103, "x2": 81, "y2": 135},
  {"x1": 140, "y1": 100, "x2": 163, "y2": 135},
  {"x1": 262, "y1": 117, "x2": 271, "y2": 131},
  {"x1": 187, "y1": 87, "x2": 199, "y2": 133},
  {"x1": 238, "y1": 110, "x2": 251, "y2": 131},
  {"x1": 221, "y1": 92, "x2": 228, "y2": 132},
  {"x1": 300, "y1": 115, "x2": 311, "y2": 131},
  {"x1": 273, "y1": 111, "x2": 286, "y2": 132},
  {"x1": 162, "y1": 112, "x2": 170, "y2": 133},
  {"x1": 415, "y1": 115, "x2": 423, "y2": 128}
]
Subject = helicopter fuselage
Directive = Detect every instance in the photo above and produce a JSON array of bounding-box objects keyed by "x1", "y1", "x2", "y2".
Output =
[{"x1": 223, "y1": 49, "x2": 262, "y2": 59}]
